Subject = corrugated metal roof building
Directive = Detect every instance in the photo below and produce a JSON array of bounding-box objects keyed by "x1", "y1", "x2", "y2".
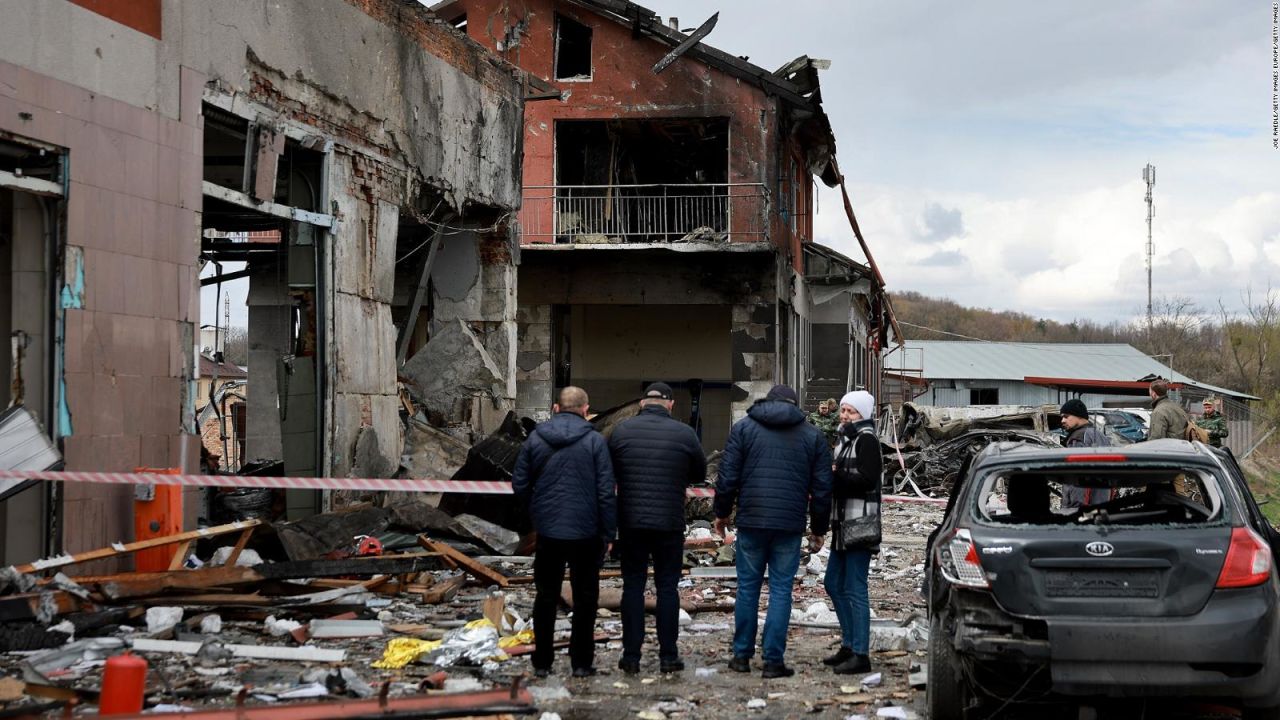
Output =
[{"x1": 895, "y1": 340, "x2": 1257, "y2": 408}]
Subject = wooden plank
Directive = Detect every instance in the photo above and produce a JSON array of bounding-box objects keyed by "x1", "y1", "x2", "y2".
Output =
[
  {"x1": 256, "y1": 555, "x2": 446, "y2": 580},
  {"x1": 651, "y1": 13, "x2": 718, "y2": 74},
  {"x1": 224, "y1": 527, "x2": 256, "y2": 566},
  {"x1": 168, "y1": 540, "x2": 192, "y2": 571},
  {"x1": 0, "y1": 591, "x2": 84, "y2": 621},
  {"x1": 421, "y1": 573, "x2": 466, "y2": 604},
  {"x1": 418, "y1": 536, "x2": 507, "y2": 588},
  {"x1": 14, "y1": 519, "x2": 263, "y2": 574},
  {"x1": 93, "y1": 566, "x2": 265, "y2": 601}
]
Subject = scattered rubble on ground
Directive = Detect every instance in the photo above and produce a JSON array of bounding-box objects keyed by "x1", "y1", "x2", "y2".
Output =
[{"x1": 0, "y1": 492, "x2": 945, "y2": 717}]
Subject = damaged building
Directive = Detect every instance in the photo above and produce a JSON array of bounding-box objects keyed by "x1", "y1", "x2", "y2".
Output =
[
  {"x1": 0, "y1": 0, "x2": 531, "y2": 563},
  {"x1": 434, "y1": 0, "x2": 897, "y2": 449}
]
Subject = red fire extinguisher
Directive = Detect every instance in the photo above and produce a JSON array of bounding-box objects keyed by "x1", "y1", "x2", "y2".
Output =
[{"x1": 100, "y1": 652, "x2": 148, "y2": 715}]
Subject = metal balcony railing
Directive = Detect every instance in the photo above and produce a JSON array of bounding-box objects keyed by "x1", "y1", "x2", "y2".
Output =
[{"x1": 519, "y1": 183, "x2": 768, "y2": 245}]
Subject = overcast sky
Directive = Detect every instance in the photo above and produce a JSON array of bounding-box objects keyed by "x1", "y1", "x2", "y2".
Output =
[
  {"x1": 640, "y1": 0, "x2": 1279, "y2": 326},
  {"x1": 204, "y1": 1, "x2": 1278, "y2": 329}
]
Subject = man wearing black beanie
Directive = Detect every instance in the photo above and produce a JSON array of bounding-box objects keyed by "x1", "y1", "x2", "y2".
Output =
[{"x1": 1059, "y1": 399, "x2": 1111, "y2": 507}]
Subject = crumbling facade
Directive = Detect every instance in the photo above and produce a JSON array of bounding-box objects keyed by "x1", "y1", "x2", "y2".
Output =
[
  {"x1": 0, "y1": 0, "x2": 528, "y2": 562},
  {"x1": 436, "y1": 0, "x2": 886, "y2": 450}
]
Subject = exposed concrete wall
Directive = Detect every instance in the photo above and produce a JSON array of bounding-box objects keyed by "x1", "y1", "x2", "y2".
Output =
[
  {"x1": 0, "y1": 0, "x2": 526, "y2": 559},
  {"x1": 164, "y1": 0, "x2": 522, "y2": 213},
  {"x1": 516, "y1": 249, "x2": 777, "y2": 435}
]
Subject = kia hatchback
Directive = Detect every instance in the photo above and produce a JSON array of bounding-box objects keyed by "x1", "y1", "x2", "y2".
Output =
[{"x1": 926, "y1": 440, "x2": 1280, "y2": 719}]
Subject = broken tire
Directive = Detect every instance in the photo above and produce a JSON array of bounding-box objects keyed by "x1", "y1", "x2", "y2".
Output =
[{"x1": 927, "y1": 613, "x2": 974, "y2": 720}]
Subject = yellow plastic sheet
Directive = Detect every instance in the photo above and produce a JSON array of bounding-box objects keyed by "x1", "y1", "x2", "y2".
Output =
[{"x1": 371, "y1": 638, "x2": 442, "y2": 669}]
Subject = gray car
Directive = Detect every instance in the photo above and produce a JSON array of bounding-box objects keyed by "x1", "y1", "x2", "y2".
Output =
[{"x1": 926, "y1": 440, "x2": 1280, "y2": 718}]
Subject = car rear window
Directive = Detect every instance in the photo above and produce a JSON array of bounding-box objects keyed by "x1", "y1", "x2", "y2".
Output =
[{"x1": 973, "y1": 467, "x2": 1226, "y2": 527}]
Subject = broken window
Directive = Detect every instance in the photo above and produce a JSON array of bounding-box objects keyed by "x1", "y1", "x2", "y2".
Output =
[
  {"x1": 200, "y1": 104, "x2": 328, "y2": 519},
  {"x1": 449, "y1": 13, "x2": 467, "y2": 32},
  {"x1": 979, "y1": 469, "x2": 1222, "y2": 527},
  {"x1": 547, "y1": 118, "x2": 741, "y2": 243},
  {"x1": 0, "y1": 134, "x2": 63, "y2": 564},
  {"x1": 970, "y1": 388, "x2": 999, "y2": 405},
  {"x1": 554, "y1": 14, "x2": 592, "y2": 81}
]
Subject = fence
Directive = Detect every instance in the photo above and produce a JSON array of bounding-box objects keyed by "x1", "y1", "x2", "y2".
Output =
[{"x1": 519, "y1": 183, "x2": 768, "y2": 244}]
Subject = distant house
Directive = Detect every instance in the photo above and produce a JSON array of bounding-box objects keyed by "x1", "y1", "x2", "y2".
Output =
[
  {"x1": 197, "y1": 354, "x2": 247, "y2": 471},
  {"x1": 888, "y1": 341, "x2": 1258, "y2": 453},
  {"x1": 196, "y1": 354, "x2": 247, "y2": 409}
]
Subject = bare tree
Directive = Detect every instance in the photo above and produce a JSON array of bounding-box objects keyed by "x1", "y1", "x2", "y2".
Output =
[
  {"x1": 223, "y1": 326, "x2": 248, "y2": 367},
  {"x1": 1219, "y1": 286, "x2": 1280, "y2": 396}
]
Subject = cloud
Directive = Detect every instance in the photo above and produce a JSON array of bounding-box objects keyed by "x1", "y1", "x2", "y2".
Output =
[
  {"x1": 917, "y1": 250, "x2": 966, "y2": 267},
  {"x1": 920, "y1": 203, "x2": 964, "y2": 243}
]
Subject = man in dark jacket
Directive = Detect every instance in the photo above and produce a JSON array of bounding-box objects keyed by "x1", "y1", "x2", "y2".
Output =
[
  {"x1": 1059, "y1": 398, "x2": 1112, "y2": 507},
  {"x1": 713, "y1": 384, "x2": 833, "y2": 678},
  {"x1": 609, "y1": 382, "x2": 706, "y2": 675},
  {"x1": 512, "y1": 386, "x2": 616, "y2": 678}
]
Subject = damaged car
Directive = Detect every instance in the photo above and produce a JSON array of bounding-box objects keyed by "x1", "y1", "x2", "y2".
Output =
[{"x1": 926, "y1": 440, "x2": 1280, "y2": 719}]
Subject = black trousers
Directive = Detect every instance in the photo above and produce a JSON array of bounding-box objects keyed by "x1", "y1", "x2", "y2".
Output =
[
  {"x1": 619, "y1": 527, "x2": 684, "y2": 662},
  {"x1": 532, "y1": 535, "x2": 602, "y2": 671}
]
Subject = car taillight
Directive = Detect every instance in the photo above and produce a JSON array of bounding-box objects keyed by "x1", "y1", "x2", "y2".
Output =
[
  {"x1": 1216, "y1": 526, "x2": 1273, "y2": 589},
  {"x1": 937, "y1": 528, "x2": 990, "y2": 588}
]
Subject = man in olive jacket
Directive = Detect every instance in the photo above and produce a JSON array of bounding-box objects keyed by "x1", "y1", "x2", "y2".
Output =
[
  {"x1": 609, "y1": 383, "x2": 706, "y2": 674},
  {"x1": 1147, "y1": 379, "x2": 1189, "y2": 441}
]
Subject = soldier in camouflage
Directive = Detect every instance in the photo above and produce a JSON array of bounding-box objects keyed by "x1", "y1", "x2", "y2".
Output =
[
  {"x1": 1196, "y1": 399, "x2": 1229, "y2": 448},
  {"x1": 807, "y1": 398, "x2": 840, "y2": 446}
]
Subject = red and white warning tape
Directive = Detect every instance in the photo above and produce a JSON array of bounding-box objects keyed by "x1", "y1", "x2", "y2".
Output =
[{"x1": 0, "y1": 470, "x2": 948, "y2": 504}]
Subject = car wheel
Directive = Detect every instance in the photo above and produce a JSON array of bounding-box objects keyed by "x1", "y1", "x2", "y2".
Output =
[{"x1": 927, "y1": 613, "x2": 974, "y2": 720}]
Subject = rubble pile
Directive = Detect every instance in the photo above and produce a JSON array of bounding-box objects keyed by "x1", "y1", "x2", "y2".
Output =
[
  {"x1": 0, "y1": 495, "x2": 944, "y2": 718},
  {"x1": 882, "y1": 403, "x2": 1062, "y2": 494}
]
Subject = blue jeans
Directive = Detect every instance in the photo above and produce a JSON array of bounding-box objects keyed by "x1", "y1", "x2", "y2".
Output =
[
  {"x1": 733, "y1": 528, "x2": 802, "y2": 665},
  {"x1": 824, "y1": 547, "x2": 872, "y2": 653}
]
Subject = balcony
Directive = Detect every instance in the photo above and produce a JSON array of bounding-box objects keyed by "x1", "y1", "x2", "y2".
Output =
[{"x1": 519, "y1": 183, "x2": 768, "y2": 246}]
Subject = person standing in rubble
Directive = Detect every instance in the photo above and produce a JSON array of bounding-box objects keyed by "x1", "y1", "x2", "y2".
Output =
[
  {"x1": 807, "y1": 398, "x2": 839, "y2": 446},
  {"x1": 1197, "y1": 398, "x2": 1229, "y2": 448},
  {"x1": 1146, "y1": 379, "x2": 1189, "y2": 441},
  {"x1": 512, "y1": 386, "x2": 616, "y2": 679},
  {"x1": 823, "y1": 391, "x2": 882, "y2": 675},
  {"x1": 714, "y1": 384, "x2": 833, "y2": 679},
  {"x1": 608, "y1": 382, "x2": 707, "y2": 675},
  {"x1": 1058, "y1": 399, "x2": 1113, "y2": 507}
]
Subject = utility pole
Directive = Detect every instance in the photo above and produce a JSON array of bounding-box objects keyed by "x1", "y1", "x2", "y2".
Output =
[{"x1": 1143, "y1": 164, "x2": 1156, "y2": 335}]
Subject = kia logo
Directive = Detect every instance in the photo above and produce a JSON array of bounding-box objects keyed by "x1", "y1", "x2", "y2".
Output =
[{"x1": 1086, "y1": 541, "x2": 1115, "y2": 557}]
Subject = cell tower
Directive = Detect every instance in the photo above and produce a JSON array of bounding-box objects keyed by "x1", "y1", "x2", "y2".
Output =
[
  {"x1": 1143, "y1": 164, "x2": 1155, "y2": 333},
  {"x1": 223, "y1": 293, "x2": 231, "y2": 356}
]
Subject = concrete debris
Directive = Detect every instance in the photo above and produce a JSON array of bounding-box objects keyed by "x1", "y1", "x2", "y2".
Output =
[
  {"x1": 210, "y1": 546, "x2": 264, "y2": 566},
  {"x1": 401, "y1": 417, "x2": 472, "y2": 479},
  {"x1": 145, "y1": 606, "x2": 183, "y2": 633},
  {"x1": 402, "y1": 320, "x2": 506, "y2": 421},
  {"x1": 352, "y1": 426, "x2": 397, "y2": 481},
  {"x1": 0, "y1": 479, "x2": 944, "y2": 717},
  {"x1": 452, "y1": 513, "x2": 521, "y2": 555},
  {"x1": 264, "y1": 616, "x2": 304, "y2": 637}
]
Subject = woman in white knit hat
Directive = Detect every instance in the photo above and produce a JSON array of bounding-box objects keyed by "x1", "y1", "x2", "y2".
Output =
[{"x1": 822, "y1": 390, "x2": 883, "y2": 674}]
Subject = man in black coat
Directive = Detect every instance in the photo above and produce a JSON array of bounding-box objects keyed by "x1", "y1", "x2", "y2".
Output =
[
  {"x1": 512, "y1": 386, "x2": 617, "y2": 678},
  {"x1": 714, "y1": 384, "x2": 833, "y2": 678},
  {"x1": 609, "y1": 382, "x2": 707, "y2": 675}
]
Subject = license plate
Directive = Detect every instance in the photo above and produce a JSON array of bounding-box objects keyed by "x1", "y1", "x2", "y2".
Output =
[{"x1": 1043, "y1": 569, "x2": 1160, "y2": 598}]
